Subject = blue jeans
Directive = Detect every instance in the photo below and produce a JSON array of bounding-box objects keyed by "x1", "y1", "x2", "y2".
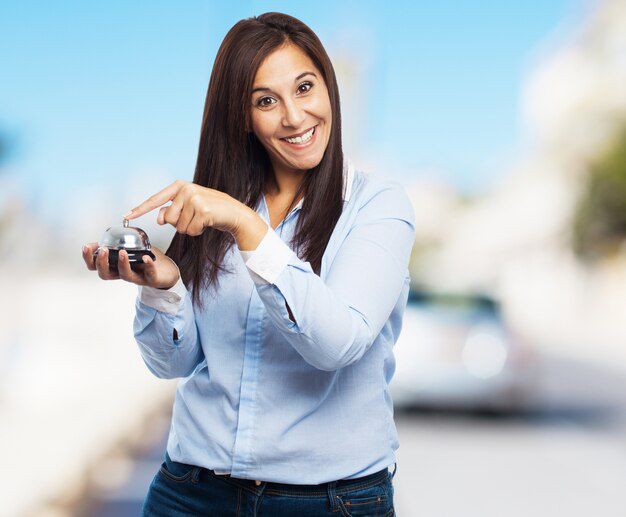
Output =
[{"x1": 142, "y1": 452, "x2": 396, "y2": 516}]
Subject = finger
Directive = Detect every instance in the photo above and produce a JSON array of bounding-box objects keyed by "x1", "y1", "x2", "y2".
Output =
[
  {"x1": 82, "y1": 242, "x2": 100, "y2": 271},
  {"x1": 95, "y1": 247, "x2": 120, "y2": 280},
  {"x1": 117, "y1": 249, "x2": 145, "y2": 285},
  {"x1": 176, "y1": 204, "x2": 195, "y2": 234},
  {"x1": 163, "y1": 197, "x2": 185, "y2": 228},
  {"x1": 157, "y1": 206, "x2": 167, "y2": 226},
  {"x1": 140, "y1": 253, "x2": 159, "y2": 284},
  {"x1": 123, "y1": 180, "x2": 185, "y2": 220},
  {"x1": 95, "y1": 248, "x2": 119, "y2": 280},
  {"x1": 95, "y1": 246, "x2": 108, "y2": 278},
  {"x1": 186, "y1": 214, "x2": 205, "y2": 236}
]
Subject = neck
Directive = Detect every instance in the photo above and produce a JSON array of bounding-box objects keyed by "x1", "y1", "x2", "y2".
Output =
[{"x1": 266, "y1": 160, "x2": 306, "y2": 202}]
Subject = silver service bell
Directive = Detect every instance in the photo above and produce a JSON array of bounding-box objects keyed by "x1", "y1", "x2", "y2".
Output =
[{"x1": 93, "y1": 219, "x2": 157, "y2": 272}]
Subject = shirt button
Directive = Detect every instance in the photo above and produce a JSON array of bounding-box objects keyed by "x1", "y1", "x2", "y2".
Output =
[{"x1": 255, "y1": 480, "x2": 262, "y2": 486}]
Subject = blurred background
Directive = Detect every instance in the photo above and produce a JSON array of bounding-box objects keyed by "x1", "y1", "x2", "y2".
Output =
[{"x1": 2, "y1": 0, "x2": 626, "y2": 515}]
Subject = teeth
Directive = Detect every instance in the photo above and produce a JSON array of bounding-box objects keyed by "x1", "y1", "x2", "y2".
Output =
[{"x1": 285, "y1": 126, "x2": 315, "y2": 144}]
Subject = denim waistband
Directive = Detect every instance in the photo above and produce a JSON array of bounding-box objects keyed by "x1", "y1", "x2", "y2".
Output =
[{"x1": 207, "y1": 464, "x2": 391, "y2": 497}]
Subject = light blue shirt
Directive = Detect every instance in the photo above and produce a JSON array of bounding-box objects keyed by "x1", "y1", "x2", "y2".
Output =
[{"x1": 133, "y1": 160, "x2": 416, "y2": 484}]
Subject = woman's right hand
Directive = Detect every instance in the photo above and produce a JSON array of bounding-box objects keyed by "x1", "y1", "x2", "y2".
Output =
[{"x1": 81, "y1": 243, "x2": 181, "y2": 289}]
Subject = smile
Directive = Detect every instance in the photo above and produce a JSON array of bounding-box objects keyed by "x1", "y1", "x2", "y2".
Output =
[{"x1": 280, "y1": 125, "x2": 317, "y2": 146}]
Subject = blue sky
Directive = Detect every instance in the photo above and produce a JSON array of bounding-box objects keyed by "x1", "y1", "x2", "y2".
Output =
[{"x1": 1, "y1": 0, "x2": 582, "y2": 221}]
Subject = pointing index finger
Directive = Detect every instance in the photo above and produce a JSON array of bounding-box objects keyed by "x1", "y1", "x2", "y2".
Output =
[{"x1": 123, "y1": 180, "x2": 184, "y2": 220}]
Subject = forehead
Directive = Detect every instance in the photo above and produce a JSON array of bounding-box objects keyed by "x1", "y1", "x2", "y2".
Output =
[{"x1": 253, "y1": 43, "x2": 319, "y2": 86}]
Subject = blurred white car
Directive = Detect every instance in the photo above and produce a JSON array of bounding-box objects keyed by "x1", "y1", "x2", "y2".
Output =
[{"x1": 390, "y1": 290, "x2": 537, "y2": 412}]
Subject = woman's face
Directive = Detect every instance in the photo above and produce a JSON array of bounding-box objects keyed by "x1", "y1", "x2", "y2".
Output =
[{"x1": 249, "y1": 43, "x2": 332, "y2": 175}]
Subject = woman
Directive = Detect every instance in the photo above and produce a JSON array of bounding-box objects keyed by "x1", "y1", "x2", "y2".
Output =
[{"x1": 82, "y1": 12, "x2": 414, "y2": 516}]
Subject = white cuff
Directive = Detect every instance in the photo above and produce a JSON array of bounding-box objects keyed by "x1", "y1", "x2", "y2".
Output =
[
  {"x1": 239, "y1": 248, "x2": 269, "y2": 285},
  {"x1": 137, "y1": 276, "x2": 187, "y2": 315},
  {"x1": 239, "y1": 225, "x2": 294, "y2": 284}
]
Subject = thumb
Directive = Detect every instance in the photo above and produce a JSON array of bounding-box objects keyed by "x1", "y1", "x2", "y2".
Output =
[{"x1": 142, "y1": 254, "x2": 158, "y2": 282}]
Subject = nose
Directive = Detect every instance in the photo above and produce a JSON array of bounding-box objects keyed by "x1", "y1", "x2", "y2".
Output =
[{"x1": 281, "y1": 97, "x2": 306, "y2": 129}]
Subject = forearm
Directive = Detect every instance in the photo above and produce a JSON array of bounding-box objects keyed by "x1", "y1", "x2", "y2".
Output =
[
  {"x1": 238, "y1": 182, "x2": 416, "y2": 371},
  {"x1": 254, "y1": 273, "x2": 377, "y2": 371},
  {"x1": 133, "y1": 281, "x2": 203, "y2": 379}
]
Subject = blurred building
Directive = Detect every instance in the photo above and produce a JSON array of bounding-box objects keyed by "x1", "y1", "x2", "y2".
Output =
[{"x1": 407, "y1": 0, "x2": 626, "y2": 366}]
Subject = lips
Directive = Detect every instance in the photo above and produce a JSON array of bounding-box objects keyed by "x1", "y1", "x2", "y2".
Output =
[
  {"x1": 279, "y1": 126, "x2": 317, "y2": 148},
  {"x1": 280, "y1": 125, "x2": 317, "y2": 141}
]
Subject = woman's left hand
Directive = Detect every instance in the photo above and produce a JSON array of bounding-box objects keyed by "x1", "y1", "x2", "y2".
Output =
[{"x1": 123, "y1": 180, "x2": 249, "y2": 236}]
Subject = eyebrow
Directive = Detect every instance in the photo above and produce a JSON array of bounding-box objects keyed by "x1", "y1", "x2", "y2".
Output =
[{"x1": 251, "y1": 71, "x2": 317, "y2": 95}]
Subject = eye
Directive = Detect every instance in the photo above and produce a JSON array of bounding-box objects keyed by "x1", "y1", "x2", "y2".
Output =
[
  {"x1": 297, "y1": 81, "x2": 313, "y2": 94},
  {"x1": 256, "y1": 96, "x2": 276, "y2": 108}
]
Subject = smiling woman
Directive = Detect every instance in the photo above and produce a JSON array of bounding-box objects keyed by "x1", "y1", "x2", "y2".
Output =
[
  {"x1": 249, "y1": 47, "x2": 332, "y2": 173},
  {"x1": 82, "y1": 11, "x2": 414, "y2": 516},
  {"x1": 161, "y1": 12, "x2": 346, "y2": 311}
]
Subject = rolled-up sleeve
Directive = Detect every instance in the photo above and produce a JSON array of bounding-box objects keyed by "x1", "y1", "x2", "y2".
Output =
[
  {"x1": 133, "y1": 277, "x2": 203, "y2": 379},
  {"x1": 240, "y1": 181, "x2": 416, "y2": 371}
]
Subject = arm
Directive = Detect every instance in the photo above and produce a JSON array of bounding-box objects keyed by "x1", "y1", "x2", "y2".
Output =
[
  {"x1": 133, "y1": 276, "x2": 204, "y2": 379},
  {"x1": 239, "y1": 249, "x2": 297, "y2": 324},
  {"x1": 235, "y1": 181, "x2": 416, "y2": 371}
]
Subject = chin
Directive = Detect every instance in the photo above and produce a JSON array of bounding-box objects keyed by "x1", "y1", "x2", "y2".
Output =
[
  {"x1": 271, "y1": 152, "x2": 320, "y2": 172},
  {"x1": 292, "y1": 155, "x2": 323, "y2": 170}
]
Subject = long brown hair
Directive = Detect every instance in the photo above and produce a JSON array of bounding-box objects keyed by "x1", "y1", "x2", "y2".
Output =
[{"x1": 166, "y1": 12, "x2": 344, "y2": 310}]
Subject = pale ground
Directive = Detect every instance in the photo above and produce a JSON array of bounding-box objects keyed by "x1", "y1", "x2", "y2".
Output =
[{"x1": 392, "y1": 356, "x2": 626, "y2": 517}]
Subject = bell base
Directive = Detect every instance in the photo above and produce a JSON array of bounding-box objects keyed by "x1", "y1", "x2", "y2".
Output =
[{"x1": 93, "y1": 248, "x2": 156, "y2": 272}]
